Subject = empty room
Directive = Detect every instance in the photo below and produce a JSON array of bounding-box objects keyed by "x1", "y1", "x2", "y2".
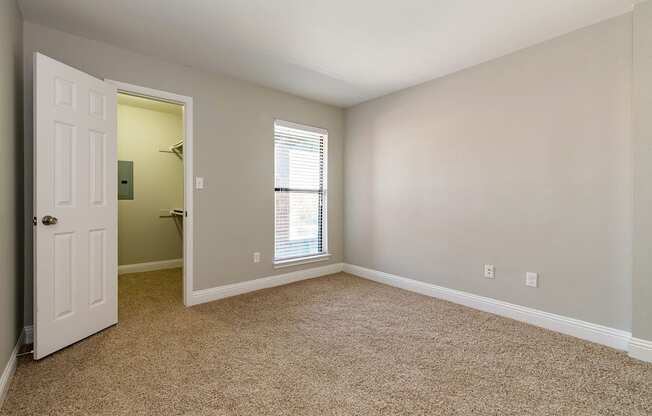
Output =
[{"x1": 1, "y1": 0, "x2": 651, "y2": 415}]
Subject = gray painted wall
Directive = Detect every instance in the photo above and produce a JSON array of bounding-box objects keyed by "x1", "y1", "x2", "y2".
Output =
[
  {"x1": 0, "y1": 0, "x2": 23, "y2": 372},
  {"x1": 633, "y1": 1, "x2": 652, "y2": 341},
  {"x1": 17, "y1": 9, "x2": 649, "y2": 339},
  {"x1": 22, "y1": 21, "x2": 344, "y2": 325},
  {"x1": 344, "y1": 15, "x2": 633, "y2": 331}
]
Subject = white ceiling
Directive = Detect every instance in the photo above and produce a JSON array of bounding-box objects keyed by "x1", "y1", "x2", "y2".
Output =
[{"x1": 19, "y1": 0, "x2": 636, "y2": 107}]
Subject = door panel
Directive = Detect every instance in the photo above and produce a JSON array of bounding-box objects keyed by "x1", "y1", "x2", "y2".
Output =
[
  {"x1": 34, "y1": 53, "x2": 117, "y2": 359},
  {"x1": 88, "y1": 229, "x2": 107, "y2": 307},
  {"x1": 52, "y1": 232, "x2": 74, "y2": 320},
  {"x1": 89, "y1": 130, "x2": 107, "y2": 206}
]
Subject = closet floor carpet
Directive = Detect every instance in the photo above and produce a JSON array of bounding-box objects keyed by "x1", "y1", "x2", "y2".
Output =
[{"x1": 2, "y1": 269, "x2": 651, "y2": 415}]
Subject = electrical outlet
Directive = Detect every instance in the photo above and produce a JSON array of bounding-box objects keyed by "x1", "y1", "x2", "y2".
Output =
[
  {"x1": 484, "y1": 264, "x2": 495, "y2": 279},
  {"x1": 526, "y1": 272, "x2": 538, "y2": 288},
  {"x1": 253, "y1": 252, "x2": 261, "y2": 263}
]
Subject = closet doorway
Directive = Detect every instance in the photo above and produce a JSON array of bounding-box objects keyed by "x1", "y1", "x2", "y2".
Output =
[{"x1": 109, "y1": 81, "x2": 194, "y2": 306}]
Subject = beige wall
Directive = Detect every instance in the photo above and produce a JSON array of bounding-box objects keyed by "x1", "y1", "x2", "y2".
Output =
[
  {"x1": 118, "y1": 99, "x2": 184, "y2": 265},
  {"x1": 633, "y1": 1, "x2": 652, "y2": 341},
  {"x1": 22, "y1": 21, "x2": 345, "y2": 325},
  {"x1": 0, "y1": 0, "x2": 23, "y2": 375},
  {"x1": 344, "y1": 15, "x2": 633, "y2": 331}
]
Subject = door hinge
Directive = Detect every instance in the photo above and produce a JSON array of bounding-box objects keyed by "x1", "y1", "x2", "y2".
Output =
[{"x1": 33, "y1": 216, "x2": 37, "y2": 226}]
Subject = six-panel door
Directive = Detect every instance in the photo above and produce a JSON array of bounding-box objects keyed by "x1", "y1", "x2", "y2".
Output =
[{"x1": 34, "y1": 53, "x2": 117, "y2": 359}]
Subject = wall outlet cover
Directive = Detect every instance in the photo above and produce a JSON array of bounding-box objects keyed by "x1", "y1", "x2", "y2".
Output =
[{"x1": 484, "y1": 264, "x2": 495, "y2": 279}]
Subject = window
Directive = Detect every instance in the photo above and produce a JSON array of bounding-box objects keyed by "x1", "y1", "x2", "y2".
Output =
[{"x1": 274, "y1": 120, "x2": 328, "y2": 263}]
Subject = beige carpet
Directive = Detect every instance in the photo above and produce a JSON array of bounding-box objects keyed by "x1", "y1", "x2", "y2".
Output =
[{"x1": 2, "y1": 269, "x2": 651, "y2": 415}]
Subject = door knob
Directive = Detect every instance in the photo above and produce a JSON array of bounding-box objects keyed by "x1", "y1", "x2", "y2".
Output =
[{"x1": 42, "y1": 215, "x2": 58, "y2": 226}]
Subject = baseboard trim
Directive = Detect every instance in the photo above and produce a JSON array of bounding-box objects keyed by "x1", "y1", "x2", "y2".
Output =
[
  {"x1": 118, "y1": 258, "x2": 183, "y2": 275},
  {"x1": 23, "y1": 326, "x2": 33, "y2": 345},
  {"x1": 629, "y1": 337, "x2": 652, "y2": 362},
  {"x1": 189, "y1": 262, "x2": 344, "y2": 306},
  {"x1": 343, "y1": 264, "x2": 632, "y2": 352},
  {"x1": 0, "y1": 329, "x2": 24, "y2": 410}
]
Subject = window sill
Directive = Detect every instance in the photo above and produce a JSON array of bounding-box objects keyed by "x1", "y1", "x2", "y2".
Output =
[{"x1": 273, "y1": 254, "x2": 331, "y2": 269}]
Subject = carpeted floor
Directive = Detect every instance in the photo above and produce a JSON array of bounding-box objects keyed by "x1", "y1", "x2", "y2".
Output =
[{"x1": 2, "y1": 269, "x2": 651, "y2": 415}]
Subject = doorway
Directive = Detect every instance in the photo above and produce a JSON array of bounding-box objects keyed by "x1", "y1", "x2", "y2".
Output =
[
  {"x1": 33, "y1": 54, "x2": 195, "y2": 359},
  {"x1": 116, "y1": 93, "x2": 184, "y2": 299},
  {"x1": 108, "y1": 81, "x2": 195, "y2": 307}
]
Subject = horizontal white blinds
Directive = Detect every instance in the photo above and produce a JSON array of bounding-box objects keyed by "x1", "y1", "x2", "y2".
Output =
[{"x1": 274, "y1": 121, "x2": 327, "y2": 261}]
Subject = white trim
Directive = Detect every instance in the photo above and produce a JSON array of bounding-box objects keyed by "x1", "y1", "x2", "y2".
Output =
[
  {"x1": 0, "y1": 329, "x2": 24, "y2": 410},
  {"x1": 105, "y1": 80, "x2": 194, "y2": 307},
  {"x1": 629, "y1": 337, "x2": 652, "y2": 363},
  {"x1": 274, "y1": 253, "x2": 331, "y2": 269},
  {"x1": 106, "y1": 80, "x2": 193, "y2": 107},
  {"x1": 189, "y1": 262, "x2": 343, "y2": 306},
  {"x1": 118, "y1": 258, "x2": 183, "y2": 275},
  {"x1": 343, "y1": 264, "x2": 632, "y2": 352},
  {"x1": 23, "y1": 326, "x2": 33, "y2": 345},
  {"x1": 274, "y1": 119, "x2": 327, "y2": 136}
]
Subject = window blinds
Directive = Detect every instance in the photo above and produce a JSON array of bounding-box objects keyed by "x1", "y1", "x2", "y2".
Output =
[{"x1": 274, "y1": 120, "x2": 328, "y2": 262}]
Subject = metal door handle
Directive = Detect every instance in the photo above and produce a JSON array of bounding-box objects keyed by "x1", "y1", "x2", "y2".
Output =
[{"x1": 42, "y1": 215, "x2": 58, "y2": 226}]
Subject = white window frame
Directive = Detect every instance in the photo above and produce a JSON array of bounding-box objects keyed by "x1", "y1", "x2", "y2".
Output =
[{"x1": 273, "y1": 119, "x2": 329, "y2": 267}]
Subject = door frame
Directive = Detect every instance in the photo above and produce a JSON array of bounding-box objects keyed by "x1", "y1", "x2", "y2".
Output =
[{"x1": 106, "y1": 80, "x2": 194, "y2": 306}]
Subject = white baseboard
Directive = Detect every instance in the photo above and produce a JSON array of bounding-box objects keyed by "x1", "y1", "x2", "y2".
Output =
[
  {"x1": 0, "y1": 329, "x2": 24, "y2": 410},
  {"x1": 629, "y1": 337, "x2": 652, "y2": 362},
  {"x1": 189, "y1": 262, "x2": 344, "y2": 306},
  {"x1": 343, "y1": 264, "x2": 633, "y2": 352},
  {"x1": 23, "y1": 326, "x2": 33, "y2": 345},
  {"x1": 118, "y1": 258, "x2": 183, "y2": 275}
]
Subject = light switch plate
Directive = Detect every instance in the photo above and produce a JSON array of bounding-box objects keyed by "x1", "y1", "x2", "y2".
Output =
[
  {"x1": 253, "y1": 252, "x2": 261, "y2": 263},
  {"x1": 195, "y1": 177, "x2": 204, "y2": 189},
  {"x1": 526, "y1": 272, "x2": 538, "y2": 288}
]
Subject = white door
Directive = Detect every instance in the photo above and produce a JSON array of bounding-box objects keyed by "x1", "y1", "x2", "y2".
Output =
[{"x1": 34, "y1": 53, "x2": 118, "y2": 359}]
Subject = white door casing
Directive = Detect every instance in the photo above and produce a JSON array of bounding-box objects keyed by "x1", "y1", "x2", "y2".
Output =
[
  {"x1": 105, "y1": 79, "x2": 194, "y2": 307},
  {"x1": 34, "y1": 53, "x2": 118, "y2": 359}
]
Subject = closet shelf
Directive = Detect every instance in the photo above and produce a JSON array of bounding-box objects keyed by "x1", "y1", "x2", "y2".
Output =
[
  {"x1": 159, "y1": 139, "x2": 184, "y2": 158},
  {"x1": 158, "y1": 208, "x2": 185, "y2": 218},
  {"x1": 170, "y1": 209, "x2": 184, "y2": 217}
]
